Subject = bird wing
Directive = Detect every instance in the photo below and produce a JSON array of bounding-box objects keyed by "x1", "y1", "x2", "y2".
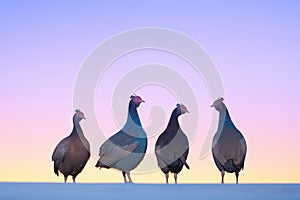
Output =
[
  {"x1": 52, "y1": 138, "x2": 69, "y2": 163},
  {"x1": 98, "y1": 130, "x2": 139, "y2": 167},
  {"x1": 212, "y1": 136, "x2": 247, "y2": 167},
  {"x1": 155, "y1": 143, "x2": 173, "y2": 168},
  {"x1": 235, "y1": 138, "x2": 247, "y2": 168},
  {"x1": 212, "y1": 141, "x2": 226, "y2": 166},
  {"x1": 155, "y1": 131, "x2": 189, "y2": 168}
]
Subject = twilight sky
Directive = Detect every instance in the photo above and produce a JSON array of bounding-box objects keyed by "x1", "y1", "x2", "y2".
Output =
[{"x1": 1, "y1": 0, "x2": 299, "y2": 183}]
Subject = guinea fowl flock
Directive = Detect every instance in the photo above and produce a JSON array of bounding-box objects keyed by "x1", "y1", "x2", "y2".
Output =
[{"x1": 52, "y1": 96, "x2": 247, "y2": 184}]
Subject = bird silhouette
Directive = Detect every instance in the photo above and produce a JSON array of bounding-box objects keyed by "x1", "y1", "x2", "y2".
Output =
[
  {"x1": 211, "y1": 97, "x2": 247, "y2": 184},
  {"x1": 52, "y1": 109, "x2": 90, "y2": 183},
  {"x1": 155, "y1": 104, "x2": 190, "y2": 184},
  {"x1": 95, "y1": 95, "x2": 147, "y2": 183}
]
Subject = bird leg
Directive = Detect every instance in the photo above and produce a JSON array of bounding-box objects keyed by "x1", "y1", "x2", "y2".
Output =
[
  {"x1": 64, "y1": 176, "x2": 68, "y2": 183},
  {"x1": 72, "y1": 176, "x2": 76, "y2": 183},
  {"x1": 235, "y1": 171, "x2": 239, "y2": 184},
  {"x1": 126, "y1": 172, "x2": 133, "y2": 183},
  {"x1": 122, "y1": 171, "x2": 128, "y2": 183},
  {"x1": 174, "y1": 173, "x2": 178, "y2": 184},
  {"x1": 165, "y1": 173, "x2": 169, "y2": 184},
  {"x1": 221, "y1": 170, "x2": 225, "y2": 184}
]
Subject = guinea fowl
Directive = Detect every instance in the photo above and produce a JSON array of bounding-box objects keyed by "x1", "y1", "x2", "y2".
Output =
[
  {"x1": 211, "y1": 97, "x2": 247, "y2": 184},
  {"x1": 95, "y1": 95, "x2": 147, "y2": 183},
  {"x1": 51, "y1": 109, "x2": 90, "y2": 183},
  {"x1": 155, "y1": 104, "x2": 190, "y2": 184}
]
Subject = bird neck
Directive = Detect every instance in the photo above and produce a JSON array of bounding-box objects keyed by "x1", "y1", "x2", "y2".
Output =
[
  {"x1": 126, "y1": 101, "x2": 142, "y2": 127},
  {"x1": 217, "y1": 108, "x2": 235, "y2": 132},
  {"x1": 72, "y1": 118, "x2": 84, "y2": 137},
  {"x1": 167, "y1": 110, "x2": 180, "y2": 131}
]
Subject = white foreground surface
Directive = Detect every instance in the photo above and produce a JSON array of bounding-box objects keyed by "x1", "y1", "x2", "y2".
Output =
[{"x1": 0, "y1": 183, "x2": 299, "y2": 200}]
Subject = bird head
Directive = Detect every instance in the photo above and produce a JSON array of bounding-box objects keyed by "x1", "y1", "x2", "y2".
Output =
[
  {"x1": 130, "y1": 94, "x2": 145, "y2": 108},
  {"x1": 211, "y1": 97, "x2": 226, "y2": 111},
  {"x1": 74, "y1": 109, "x2": 86, "y2": 121},
  {"x1": 176, "y1": 103, "x2": 189, "y2": 115}
]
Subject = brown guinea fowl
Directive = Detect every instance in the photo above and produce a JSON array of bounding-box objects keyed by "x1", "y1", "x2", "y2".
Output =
[
  {"x1": 52, "y1": 109, "x2": 90, "y2": 183},
  {"x1": 211, "y1": 97, "x2": 247, "y2": 184},
  {"x1": 155, "y1": 104, "x2": 190, "y2": 184}
]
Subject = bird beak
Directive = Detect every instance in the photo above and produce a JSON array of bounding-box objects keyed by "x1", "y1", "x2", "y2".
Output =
[
  {"x1": 210, "y1": 104, "x2": 214, "y2": 107},
  {"x1": 141, "y1": 100, "x2": 145, "y2": 103},
  {"x1": 83, "y1": 116, "x2": 86, "y2": 119}
]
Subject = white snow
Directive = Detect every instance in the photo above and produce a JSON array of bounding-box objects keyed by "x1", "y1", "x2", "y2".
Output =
[{"x1": 0, "y1": 183, "x2": 299, "y2": 200}]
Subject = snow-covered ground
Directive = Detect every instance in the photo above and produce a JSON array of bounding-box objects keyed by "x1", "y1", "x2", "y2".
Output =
[{"x1": 0, "y1": 183, "x2": 299, "y2": 200}]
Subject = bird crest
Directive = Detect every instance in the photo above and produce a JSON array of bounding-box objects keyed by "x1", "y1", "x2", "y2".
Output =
[
  {"x1": 130, "y1": 93, "x2": 137, "y2": 99},
  {"x1": 217, "y1": 97, "x2": 224, "y2": 102},
  {"x1": 75, "y1": 109, "x2": 81, "y2": 113}
]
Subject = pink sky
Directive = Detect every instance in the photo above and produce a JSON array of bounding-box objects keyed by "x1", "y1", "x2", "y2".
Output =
[{"x1": 0, "y1": 1, "x2": 299, "y2": 183}]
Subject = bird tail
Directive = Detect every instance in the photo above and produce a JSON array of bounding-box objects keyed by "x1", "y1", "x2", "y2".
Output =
[
  {"x1": 224, "y1": 159, "x2": 236, "y2": 173},
  {"x1": 95, "y1": 159, "x2": 110, "y2": 169},
  {"x1": 184, "y1": 162, "x2": 190, "y2": 169},
  {"x1": 53, "y1": 161, "x2": 59, "y2": 176},
  {"x1": 180, "y1": 156, "x2": 190, "y2": 169}
]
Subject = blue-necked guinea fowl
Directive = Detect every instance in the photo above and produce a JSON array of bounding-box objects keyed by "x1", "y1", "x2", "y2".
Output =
[
  {"x1": 52, "y1": 109, "x2": 90, "y2": 183},
  {"x1": 95, "y1": 95, "x2": 147, "y2": 183},
  {"x1": 155, "y1": 104, "x2": 190, "y2": 184},
  {"x1": 211, "y1": 97, "x2": 247, "y2": 184}
]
